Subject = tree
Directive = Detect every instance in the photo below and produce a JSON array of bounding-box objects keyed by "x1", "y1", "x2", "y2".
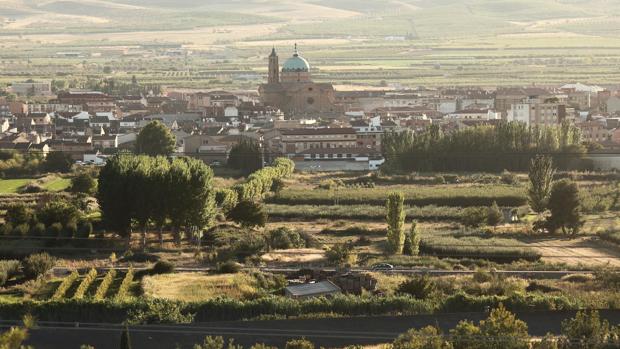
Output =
[
  {"x1": 227, "y1": 200, "x2": 267, "y2": 229},
  {"x1": 44, "y1": 151, "x2": 73, "y2": 173},
  {"x1": 528, "y1": 155, "x2": 555, "y2": 213},
  {"x1": 38, "y1": 200, "x2": 80, "y2": 227},
  {"x1": 228, "y1": 139, "x2": 262, "y2": 175},
  {"x1": 386, "y1": 192, "x2": 406, "y2": 254},
  {"x1": 486, "y1": 201, "x2": 504, "y2": 229},
  {"x1": 120, "y1": 325, "x2": 132, "y2": 349},
  {"x1": 70, "y1": 171, "x2": 97, "y2": 195},
  {"x1": 136, "y1": 121, "x2": 176, "y2": 156},
  {"x1": 546, "y1": 179, "x2": 583, "y2": 235},
  {"x1": 403, "y1": 220, "x2": 421, "y2": 256},
  {"x1": 392, "y1": 326, "x2": 451, "y2": 349},
  {"x1": 450, "y1": 304, "x2": 529, "y2": 349},
  {"x1": 560, "y1": 310, "x2": 620, "y2": 348},
  {"x1": 461, "y1": 207, "x2": 487, "y2": 228}
]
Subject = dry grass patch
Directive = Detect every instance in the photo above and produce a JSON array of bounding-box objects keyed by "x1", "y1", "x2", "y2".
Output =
[
  {"x1": 142, "y1": 272, "x2": 260, "y2": 302},
  {"x1": 262, "y1": 248, "x2": 326, "y2": 264}
]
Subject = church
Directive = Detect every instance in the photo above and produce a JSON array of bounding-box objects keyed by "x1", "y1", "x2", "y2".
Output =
[{"x1": 259, "y1": 44, "x2": 340, "y2": 117}]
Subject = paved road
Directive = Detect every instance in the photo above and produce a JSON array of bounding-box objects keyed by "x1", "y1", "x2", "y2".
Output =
[{"x1": 11, "y1": 310, "x2": 620, "y2": 349}]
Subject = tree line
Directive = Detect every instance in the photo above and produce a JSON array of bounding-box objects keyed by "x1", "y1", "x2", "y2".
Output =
[{"x1": 382, "y1": 121, "x2": 585, "y2": 172}]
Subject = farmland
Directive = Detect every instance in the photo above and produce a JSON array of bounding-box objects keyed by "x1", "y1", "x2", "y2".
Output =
[{"x1": 3, "y1": 1, "x2": 620, "y2": 89}]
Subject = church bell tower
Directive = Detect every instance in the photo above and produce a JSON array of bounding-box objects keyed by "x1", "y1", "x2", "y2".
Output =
[{"x1": 268, "y1": 47, "x2": 280, "y2": 84}]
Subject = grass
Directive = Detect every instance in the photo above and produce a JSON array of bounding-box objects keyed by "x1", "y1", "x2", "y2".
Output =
[
  {"x1": 141, "y1": 272, "x2": 261, "y2": 302},
  {"x1": 266, "y1": 204, "x2": 467, "y2": 221},
  {"x1": 0, "y1": 180, "x2": 31, "y2": 194},
  {"x1": 41, "y1": 178, "x2": 71, "y2": 192}
]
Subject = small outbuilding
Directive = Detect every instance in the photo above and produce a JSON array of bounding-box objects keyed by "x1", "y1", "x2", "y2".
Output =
[{"x1": 284, "y1": 280, "x2": 341, "y2": 299}]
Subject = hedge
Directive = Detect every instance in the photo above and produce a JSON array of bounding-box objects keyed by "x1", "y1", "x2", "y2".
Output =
[
  {"x1": 234, "y1": 158, "x2": 295, "y2": 201},
  {"x1": 0, "y1": 292, "x2": 583, "y2": 324}
]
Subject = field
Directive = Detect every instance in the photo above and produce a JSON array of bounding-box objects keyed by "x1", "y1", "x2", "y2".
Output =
[
  {"x1": 3, "y1": 0, "x2": 620, "y2": 88},
  {"x1": 0, "y1": 177, "x2": 70, "y2": 194},
  {"x1": 141, "y1": 272, "x2": 264, "y2": 302}
]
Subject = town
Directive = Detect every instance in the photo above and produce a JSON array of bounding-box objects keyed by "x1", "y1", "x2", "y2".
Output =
[{"x1": 2, "y1": 46, "x2": 620, "y2": 172}]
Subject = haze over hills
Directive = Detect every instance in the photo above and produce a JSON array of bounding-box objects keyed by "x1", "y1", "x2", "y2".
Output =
[{"x1": 2, "y1": 0, "x2": 620, "y2": 39}]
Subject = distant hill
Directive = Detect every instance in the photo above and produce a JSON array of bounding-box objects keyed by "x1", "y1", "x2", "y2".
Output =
[{"x1": 1, "y1": 0, "x2": 620, "y2": 38}]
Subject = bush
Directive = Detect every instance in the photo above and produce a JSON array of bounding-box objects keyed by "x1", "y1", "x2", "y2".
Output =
[
  {"x1": 326, "y1": 242, "x2": 356, "y2": 266},
  {"x1": 0, "y1": 260, "x2": 20, "y2": 286},
  {"x1": 227, "y1": 200, "x2": 268, "y2": 228},
  {"x1": 217, "y1": 261, "x2": 241, "y2": 274},
  {"x1": 47, "y1": 223, "x2": 63, "y2": 238},
  {"x1": 214, "y1": 188, "x2": 238, "y2": 213},
  {"x1": 63, "y1": 221, "x2": 78, "y2": 238},
  {"x1": 461, "y1": 207, "x2": 488, "y2": 227},
  {"x1": 5, "y1": 203, "x2": 35, "y2": 226},
  {"x1": 393, "y1": 326, "x2": 451, "y2": 349},
  {"x1": 19, "y1": 183, "x2": 46, "y2": 194},
  {"x1": 22, "y1": 253, "x2": 55, "y2": 279},
  {"x1": 486, "y1": 201, "x2": 504, "y2": 228},
  {"x1": 70, "y1": 172, "x2": 97, "y2": 195},
  {"x1": 150, "y1": 261, "x2": 175, "y2": 275},
  {"x1": 560, "y1": 310, "x2": 618, "y2": 348},
  {"x1": 268, "y1": 227, "x2": 305, "y2": 249},
  {"x1": 76, "y1": 221, "x2": 93, "y2": 239},
  {"x1": 285, "y1": 339, "x2": 315, "y2": 349},
  {"x1": 12, "y1": 223, "x2": 30, "y2": 237},
  {"x1": 30, "y1": 223, "x2": 46, "y2": 237},
  {"x1": 397, "y1": 275, "x2": 437, "y2": 299},
  {"x1": 1, "y1": 223, "x2": 13, "y2": 236},
  {"x1": 38, "y1": 200, "x2": 80, "y2": 227},
  {"x1": 501, "y1": 170, "x2": 519, "y2": 185}
]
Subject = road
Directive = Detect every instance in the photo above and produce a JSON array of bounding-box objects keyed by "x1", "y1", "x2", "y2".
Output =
[
  {"x1": 10, "y1": 310, "x2": 620, "y2": 348},
  {"x1": 53, "y1": 266, "x2": 603, "y2": 280}
]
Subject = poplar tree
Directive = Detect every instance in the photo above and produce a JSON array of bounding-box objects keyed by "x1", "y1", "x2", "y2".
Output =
[
  {"x1": 528, "y1": 155, "x2": 556, "y2": 213},
  {"x1": 386, "y1": 192, "x2": 406, "y2": 254}
]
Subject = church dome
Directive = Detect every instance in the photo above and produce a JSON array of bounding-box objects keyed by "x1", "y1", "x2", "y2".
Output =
[{"x1": 282, "y1": 45, "x2": 310, "y2": 72}]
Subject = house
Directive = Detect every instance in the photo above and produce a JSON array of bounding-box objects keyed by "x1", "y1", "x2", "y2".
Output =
[
  {"x1": 10, "y1": 81, "x2": 52, "y2": 96},
  {"x1": 284, "y1": 280, "x2": 341, "y2": 299},
  {"x1": 577, "y1": 120, "x2": 609, "y2": 144},
  {"x1": 447, "y1": 109, "x2": 500, "y2": 120},
  {"x1": 180, "y1": 134, "x2": 232, "y2": 165},
  {"x1": 92, "y1": 134, "x2": 118, "y2": 150},
  {"x1": 272, "y1": 127, "x2": 358, "y2": 156}
]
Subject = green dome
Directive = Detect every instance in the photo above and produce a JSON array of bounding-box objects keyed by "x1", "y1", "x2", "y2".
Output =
[{"x1": 282, "y1": 51, "x2": 310, "y2": 72}]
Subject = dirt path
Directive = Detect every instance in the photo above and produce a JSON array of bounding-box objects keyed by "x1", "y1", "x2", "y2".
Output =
[{"x1": 529, "y1": 237, "x2": 620, "y2": 268}]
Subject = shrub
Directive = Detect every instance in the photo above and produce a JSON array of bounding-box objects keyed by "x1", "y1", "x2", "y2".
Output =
[
  {"x1": 560, "y1": 310, "x2": 618, "y2": 348},
  {"x1": 76, "y1": 221, "x2": 93, "y2": 239},
  {"x1": 19, "y1": 182, "x2": 46, "y2": 193},
  {"x1": 22, "y1": 253, "x2": 55, "y2": 279},
  {"x1": 215, "y1": 188, "x2": 238, "y2": 213},
  {"x1": 560, "y1": 274, "x2": 594, "y2": 283},
  {"x1": 115, "y1": 268, "x2": 135, "y2": 302},
  {"x1": 73, "y1": 268, "x2": 98, "y2": 299},
  {"x1": 501, "y1": 170, "x2": 519, "y2": 185},
  {"x1": 5, "y1": 203, "x2": 34, "y2": 226},
  {"x1": 392, "y1": 326, "x2": 451, "y2": 349},
  {"x1": 0, "y1": 260, "x2": 20, "y2": 286},
  {"x1": 227, "y1": 200, "x2": 267, "y2": 228},
  {"x1": 47, "y1": 223, "x2": 63, "y2": 238},
  {"x1": 486, "y1": 201, "x2": 504, "y2": 228},
  {"x1": 38, "y1": 200, "x2": 80, "y2": 227},
  {"x1": 1, "y1": 223, "x2": 13, "y2": 236},
  {"x1": 12, "y1": 223, "x2": 30, "y2": 237},
  {"x1": 461, "y1": 207, "x2": 487, "y2": 227},
  {"x1": 326, "y1": 242, "x2": 356, "y2": 266},
  {"x1": 268, "y1": 227, "x2": 305, "y2": 249},
  {"x1": 397, "y1": 275, "x2": 437, "y2": 299},
  {"x1": 70, "y1": 172, "x2": 97, "y2": 195},
  {"x1": 217, "y1": 261, "x2": 241, "y2": 274},
  {"x1": 52, "y1": 271, "x2": 79, "y2": 300},
  {"x1": 284, "y1": 339, "x2": 315, "y2": 349},
  {"x1": 30, "y1": 223, "x2": 46, "y2": 236},
  {"x1": 63, "y1": 221, "x2": 78, "y2": 238},
  {"x1": 150, "y1": 261, "x2": 175, "y2": 275},
  {"x1": 94, "y1": 269, "x2": 117, "y2": 301}
]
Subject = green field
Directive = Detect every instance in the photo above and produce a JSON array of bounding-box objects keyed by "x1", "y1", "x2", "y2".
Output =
[{"x1": 0, "y1": 178, "x2": 70, "y2": 194}]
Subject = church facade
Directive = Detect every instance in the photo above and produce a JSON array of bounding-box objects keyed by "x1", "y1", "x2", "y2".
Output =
[{"x1": 259, "y1": 45, "x2": 340, "y2": 117}]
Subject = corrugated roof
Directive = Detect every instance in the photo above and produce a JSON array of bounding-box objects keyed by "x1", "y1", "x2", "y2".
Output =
[{"x1": 285, "y1": 280, "x2": 341, "y2": 297}]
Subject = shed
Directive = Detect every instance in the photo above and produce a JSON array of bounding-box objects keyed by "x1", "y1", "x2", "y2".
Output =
[{"x1": 284, "y1": 280, "x2": 341, "y2": 299}]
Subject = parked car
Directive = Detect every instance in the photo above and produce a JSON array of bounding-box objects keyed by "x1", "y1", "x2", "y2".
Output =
[{"x1": 370, "y1": 263, "x2": 394, "y2": 271}]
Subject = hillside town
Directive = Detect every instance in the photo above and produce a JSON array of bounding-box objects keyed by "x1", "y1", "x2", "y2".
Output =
[{"x1": 2, "y1": 46, "x2": 620, "y2": 171}]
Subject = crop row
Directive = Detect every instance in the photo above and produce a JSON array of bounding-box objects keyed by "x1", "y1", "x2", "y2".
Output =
[
  {"x1": 114, "y1": 268, "x2": 134, "y2": 302},
  {"x1": 94, "y1": 269, "x2": 117, "y2": 301},
  {"x1": 269, "y1": 185, "x2": 527, "y2": 207},
  {"x1": 266, "y1": 204, "x2": 468, "y2": 221},
  {"x1": 52, "y1": 271, "x2": 79, "y2": 300},
  {"x1": 73, "y1": 269, "x2": 98, "y2": 300}
]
